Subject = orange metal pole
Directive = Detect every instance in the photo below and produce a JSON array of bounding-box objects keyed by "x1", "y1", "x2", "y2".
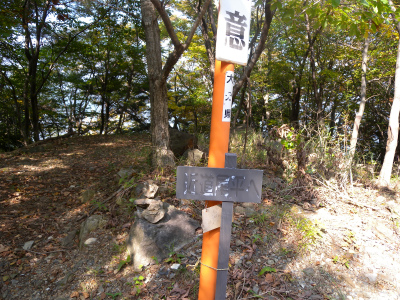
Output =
[{"x1": 198, "y1": 60, "x2": 234, "y2": 300}]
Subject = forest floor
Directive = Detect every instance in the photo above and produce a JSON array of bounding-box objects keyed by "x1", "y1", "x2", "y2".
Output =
[{"x1": 0, "y1": 134, "x2": 400, "y2": 300}]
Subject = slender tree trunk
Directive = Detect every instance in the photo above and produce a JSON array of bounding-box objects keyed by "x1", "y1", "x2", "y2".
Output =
[
  {"x1": 100, "y1": 96, "x2": 105, "y2": 135},
  {"x1": 117, "y1": 113, "x2": 124, "y2": 133},
  {"x1": 290, "y1": 84, "x2": 301, "y2": 126},
  {"x1": 23, "y1": 76, "x2": 31, "y2": 144},
  {"x1": 104, "y1": 99, "x2": 110, "y2": 135},
  {"x1": 305, "y1": 13, "x2": 323, "y2": 125},
  {"x1": 330, "y1": 96, "x2": 337, "y2": 136},
  {"x1": 141, "y1": 0, "x2": 175, "y2": 167},
  {"x1": 379, "y1": 21, "x2": 400, "y2": 186},
  {"x1": 349, "y1": 37, "x2": 370, "y2": 164},
  {"x1": 198, "y1": 0, "x2": 215, "y2": 82}
]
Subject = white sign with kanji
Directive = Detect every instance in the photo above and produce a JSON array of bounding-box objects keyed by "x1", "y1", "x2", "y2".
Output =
[
  {"x1": 215, "y1": 0, "x2": 252, "y2": 66},
  {"x1": 222, "y1": 71, "x2": 234, "y2": 122}
]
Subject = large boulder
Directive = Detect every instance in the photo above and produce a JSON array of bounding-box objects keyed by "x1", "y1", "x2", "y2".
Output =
[
  {"x1": 127, "y1": 204, "x2": 200, "y2": 270},
  {"x1": 169, "y1": 128, "x2": 198, "y2": 157}
]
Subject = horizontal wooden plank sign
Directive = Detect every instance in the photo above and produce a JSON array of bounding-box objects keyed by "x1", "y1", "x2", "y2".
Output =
[{"x1": 176, "y1": 166, "x2": 263, "y2": 203}]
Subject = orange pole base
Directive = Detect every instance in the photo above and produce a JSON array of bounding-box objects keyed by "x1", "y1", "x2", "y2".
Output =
[{"x1": 198, "y1": 60, "x2": 234, "y2": 300}]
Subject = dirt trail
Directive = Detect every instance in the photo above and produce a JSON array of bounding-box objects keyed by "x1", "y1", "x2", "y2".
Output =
[{"x1": 0, "y1": 134, "x2": 399, "y2": 300}]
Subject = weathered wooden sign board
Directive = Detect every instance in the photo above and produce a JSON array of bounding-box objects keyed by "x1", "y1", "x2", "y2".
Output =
[{"x1": 176, "y1": 153, "x2": 263, "y2": 300}]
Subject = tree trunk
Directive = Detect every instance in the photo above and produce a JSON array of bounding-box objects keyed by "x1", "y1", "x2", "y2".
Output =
[
  {"x1": 329, "y1": 96, "x2": 337, "y2": 136},
  {"x1": 379, "y1": 22, "x2": 400, "y2": 186},
  {"x1": 23, "y1": 76, "x2": 31, "y2": 144},
  {"x1": 104, "y1": 99, "x2": 110, "y2": 135},
  {"x1": 100, "y1": 96, "x2": 105, "y2": 135},
  {"x1": 349, "y1": 37, "x2": 370, "y2": 164},
  {"x1": 290, "y1": 84, "x2": 301, "y2": 126},
  {"x1": 141, "y1": 0, "x2": 175, "y2": 168},
  {"x1": 306, "y1": 15, "x2": 322, "y2": 124}
]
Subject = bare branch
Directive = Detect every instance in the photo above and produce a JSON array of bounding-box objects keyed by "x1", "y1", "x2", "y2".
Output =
[{"x1": 149, "y1": 0, "x2": 182, "y2": 49}]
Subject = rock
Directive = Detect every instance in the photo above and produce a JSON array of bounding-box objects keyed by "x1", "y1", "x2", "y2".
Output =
[
  {"x1": 234, "y1": 206, "x2": 246, "y2": 215},
  {"x1": 84, "y1": 238, "x2": 98, "y2": 245},
  {"x1": 127, "y1": 205, "x2": 200, "y2": 270},
  {"x1": 245, "y1": 207, "x2": 256, "y2": 216},
  {"x1": 169, "y1": 128, "x2": 198, "y2": 157},
  {"x1": 365, "y1": 272, "x2": 377, "y2": 283},
  {"x1": 242, "y1": 202, "x2": 255, "y2": 208},
  {"x1": 371, "y1": 221, "x2": 396, "y2": 242},
  {"x1": 23, "y1": 241, "x2": 34, "y2": 250},
  {"x1": 135, "y1": 180, "x2": 158, "y2": 198},
  {"x1": 134, "y1": 198, "x2": 158, "y2": 208},
  {"x1": 183, "y1": 149, "x2": 204, "y2": 165},
  {"x1": 61, "y1": 230, "x2": 77, "y2": 248},
  {"x1": 170, "y1": 263, "x2": 181, "y2": 270},
  {"x1": 303, "y1": 267, "x2": 315, "y2": 276},
  {"x1": 235, "y1": 239, "x2": 245, "y2": 246},
  {"x1": 234, "y1": 206, "x2": 256, "y2": 217},
  {"x1": 140, "y1": 200, "x2": 166, "y2": 224},
  {"x1": 79, "y1": 215, "x2": 107, "y2": 249},
  {"x1": 81, "y1": 190, "x2": 95, "y2": 203},
  {"x1": 158, "y1": 267, "x2": 169, "y2": 277},
  {"x1": 117, "y1": 167, "x2": 135, "y2": 179},
  {"x1": 340, "y1": 274, "x2": 356, "y2": 288},
  {"x1": 252, "y1": 285, "x2": 260, "y2": 294},
  {"x1": 57, "y1": 272, "x2": 74, "y2": 286}
]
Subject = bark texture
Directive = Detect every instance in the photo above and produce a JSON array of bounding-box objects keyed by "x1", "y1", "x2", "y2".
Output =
[
  {"x1": 379, "y1": 24, "x2": 400, "y2": 186},
  {"x1": 141, "y1": 0, "x2": 211, "y2": 168},
  {"x1": 349, "y1": 37, "x2": 370, "y2": 164},
  {"x1": 141, "y1": 0, "x2": 175, "y2": 168}
]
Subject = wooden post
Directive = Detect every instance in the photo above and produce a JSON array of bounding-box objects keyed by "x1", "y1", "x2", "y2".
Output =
[{"x1": 198, "y1": 60, "x2": 234, "y2": 300}]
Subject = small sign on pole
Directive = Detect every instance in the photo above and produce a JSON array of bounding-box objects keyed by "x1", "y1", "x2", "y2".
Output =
[
  {"x1": 176, "y1": 153, "x2": 263, "y2": 300},
  {"x1": 215, "y1": 0, "x2": 252, "y2": 66}
]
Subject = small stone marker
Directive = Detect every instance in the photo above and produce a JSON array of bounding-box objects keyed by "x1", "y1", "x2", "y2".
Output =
[{"x1": 176, "y1": 153, "x2": 263, "y2": 300}]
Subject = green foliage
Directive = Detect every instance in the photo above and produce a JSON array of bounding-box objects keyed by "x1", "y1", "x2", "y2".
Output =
[
  {"x1": 106, "y1": 292, "x2": 122, "y2": 299},
  {"x1": 129, "y1": 275, "x2": 145, "y2": 295},
  {"x1": 285, "y1": 213, "x2": 324, "y2": 252},
  {"x1": 91, "y1": 199, "x2": 107, "y2": 211},
  {"x1": 250, "y1": 212, "x2": 269, "y2": 225},
  {"x1": 116, "y1": 255, "x2": 131, "y2": 273},
  {"x1": 165, "y1": 252, "x2": 185, "y2": 264},
  {"x1": 252, "y1": 234, "x2": 263, "y2": 244},
  {"x1": 258, "y1": 266, "x2": 277, "y2": 276},
  {"x1": 164, "y1": 244, "x2": 185, "y2": 264}
]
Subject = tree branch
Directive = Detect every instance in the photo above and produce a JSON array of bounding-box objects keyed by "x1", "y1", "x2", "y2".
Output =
[
  {"x1": 36, "y1": 9, "x2": 111, "y2": 95},
  {"x1": 149, "y1": 0, "x2": 212, "y2": 81},
  {"x1": 149, "y1": 0, "x2": 182, "y2": 49},
  {"x1": 232, "y1": 0, "x2": 276, "y2": 101}
]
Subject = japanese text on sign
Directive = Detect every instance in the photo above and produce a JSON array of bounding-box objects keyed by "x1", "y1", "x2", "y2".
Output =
[
  {"x1": 222, "y1": 71, "x2": 234, "y2": 122},
  {"x1": 215, "y1": 0, "x2": 252, "y2": 66},
  {"x1": 176, "y1": 166, "x2": 263, "y2": 203}
]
